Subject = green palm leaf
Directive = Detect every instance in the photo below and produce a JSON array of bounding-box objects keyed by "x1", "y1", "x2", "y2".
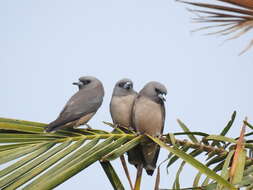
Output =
[
  {"x1": 0, "y1": 118, "x2": 140, "y2": 189},
  {"x1": 1, "y1": 117, "x2": 251, "y2": 189},
  {"x1": 148, "y1": 135, "x2": 236, "y2": 190}
]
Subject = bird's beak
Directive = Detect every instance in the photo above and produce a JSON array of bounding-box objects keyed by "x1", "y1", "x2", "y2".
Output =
[
  {"x1": 123, "y1": 82, "x2": 132, "y2": 89},
  {"x1": 158, "y1": 93, "x2": 166, "y2": 101},
  {"x1": 72, "y1": 81, "x2": 82, "y2": 86}
]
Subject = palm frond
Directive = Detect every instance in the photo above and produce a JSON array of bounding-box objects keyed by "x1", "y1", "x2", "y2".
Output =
[
  {"x1": 149, "y1": 135, "x2": 237, "y2": 190},
  {"x1": 178, "y1": 0, "x2": 253, "y2": 54},
  {"x1": 1, "y1": 114, "x2": 253, "y2": 189},
  {"x1": 100, "y1": 161, "x2": 125, "y2": 190},
  {"x1": 0, "y1": 118, "x2": 141, "y2": 190}
]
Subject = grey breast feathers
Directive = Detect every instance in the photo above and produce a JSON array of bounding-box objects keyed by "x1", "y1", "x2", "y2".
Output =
[
  {"x1": 132, "y1": 96, "x2": 164, "y2": 136},
  {"x1": 110, "y1": 94, "x2": 137, "y2": 129}
]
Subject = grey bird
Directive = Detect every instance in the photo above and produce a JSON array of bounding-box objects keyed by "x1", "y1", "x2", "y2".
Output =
[
  {"x1": 110, "y1": 79, "x2": 137, "y2": 129},
  {"x1": 110, "y1": 79, "x2": 142, "y2": 166},
  {"x1": 110, "y1": 79, "x2": 138, "y2": 190},
  {"x1": 132, "y1": 81, "x2": 167, "y2": 176},
  {"x1": 45, "y1": 76, "x2": 104, "y2": 132}
]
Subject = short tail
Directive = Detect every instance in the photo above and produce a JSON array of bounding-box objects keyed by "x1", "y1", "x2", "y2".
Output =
[
  {"x1": 44, "y1": 121, "x2": 61, "y2": 133},
  {"x1": 145, "y1": 164, "x2": 155, "y2": 176},
  {"x1": 44, "y1": 125, "x2": 56, "y2": 133}
]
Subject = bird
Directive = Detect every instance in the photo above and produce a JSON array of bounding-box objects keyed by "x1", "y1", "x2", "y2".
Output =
[
  {"x1": 110, "y1": 79, "x2": 138, "y2": 190},
  {"x1": 132, "y1": 81, "x2": 167, "y2": 176},
  {"x1": 110, "y1": 78, "x2": 137, "y2": 130},
  {"x1": 110, "y1": 79, "x2": 143, "y2": 164},
  {"x1": 45, "y1": 76, "x2": 104, "y2": 132}
]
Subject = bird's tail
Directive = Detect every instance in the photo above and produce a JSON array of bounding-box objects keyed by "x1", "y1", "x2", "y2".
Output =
[
  {"x1": 44, "y1": 121, "x2": 61, "y2": 133},
  {"x1": 44, "y1": 125, "x2": 56, "y2": 133},
  {"x1": 144, "y1": 164, "x2": 155, "y2": 176},
  {"x1": 142, "y1": 142, "x2": 160, "y2": 176}
]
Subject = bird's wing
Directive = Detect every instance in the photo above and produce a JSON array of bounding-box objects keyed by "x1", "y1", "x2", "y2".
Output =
[
  {"x1": 160, "y1": 102, "x2": 166, "y2": 134},
  {"x1": 47, "y1": 86, "x2": 103, "y2": 130}
]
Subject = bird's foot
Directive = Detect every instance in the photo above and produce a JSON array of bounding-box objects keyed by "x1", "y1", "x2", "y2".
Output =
[
  {"x1": 136, "y1": 131, "x2": 144, "y2": 136},
  {"x1": 156, "y1": 133, "x2": 162, "y2": 138}
]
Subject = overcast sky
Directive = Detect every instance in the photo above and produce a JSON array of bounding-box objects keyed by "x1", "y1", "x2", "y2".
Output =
[{"x1": 1, "y1": 0, "x2": 253, "y2": 189}]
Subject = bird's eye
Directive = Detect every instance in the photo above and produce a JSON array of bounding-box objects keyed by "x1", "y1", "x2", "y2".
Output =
[
  {"x1": 118, "y1": 82, "x2": 124, "y2": 87},
  {"x1": 155, "y1": 88, "x2": 161, "y2": 94},
  {"x1": 82, "y1": 80, "x2": 91, "y2": 85}
]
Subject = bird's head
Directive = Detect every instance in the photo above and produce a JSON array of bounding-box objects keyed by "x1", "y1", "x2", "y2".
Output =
[
  {"x1": 140, "y1": 81, "x2": 167, "y2": 103},
  {"x1": 113, "y1": 78, "x2": 135, "y2": 96},
  {"x1": 73, "y1": 76, "x2": 100, "y2": 90}
]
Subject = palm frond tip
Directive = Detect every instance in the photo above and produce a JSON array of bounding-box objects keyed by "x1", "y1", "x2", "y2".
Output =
[{"x1": 179, "y1": 0, "x2": 253, "y2": 54}]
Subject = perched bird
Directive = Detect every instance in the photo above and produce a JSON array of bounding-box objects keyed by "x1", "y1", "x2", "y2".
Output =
[
  {"x1": 132, "y1": 81, "x2": 167, "y2": 176},
  {"x1": 45, "y1": 76, "x2": 104, "y2": 132},
  {"x1": 110, "y1": 79, "x2": 142, "y2": 164},
  {"x1": 110, "y1": 78, "x2": 137, "y2": 129},
  {"x1": 110, "y1": 79, "x2": 138, "y2": 190}
]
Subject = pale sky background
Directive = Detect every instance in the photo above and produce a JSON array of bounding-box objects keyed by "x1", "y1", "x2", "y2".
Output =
[{"x1": 1, "y1": 0, "x2": 253, "y2": 189}]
